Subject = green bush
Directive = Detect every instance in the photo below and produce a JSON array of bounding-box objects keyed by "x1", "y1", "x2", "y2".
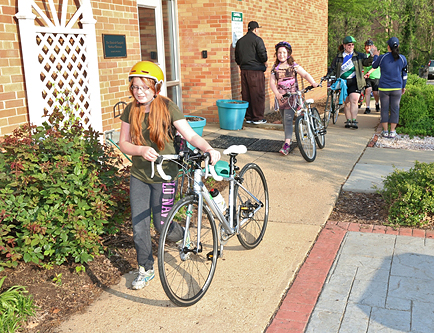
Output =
[
  {"x1": 0, "y1": 276, "x2": 37, "y2": 333},
  {"x1": 398, "y1": 74, "x2": 434, "y2": 137},
  {"x1": 406, "y1": 73, "x2": 427, "y2": 87},
  {"x1": 380, "y1": 161, "x2": 434, "y2": 228},
  {"x1": 0, "y1": 100, "x2": 130, "y2": 270}
]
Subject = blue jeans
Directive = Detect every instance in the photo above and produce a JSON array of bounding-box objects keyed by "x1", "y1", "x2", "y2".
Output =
[{"x1": 130, "y1": 176, "x2": 182, "y2": 270}]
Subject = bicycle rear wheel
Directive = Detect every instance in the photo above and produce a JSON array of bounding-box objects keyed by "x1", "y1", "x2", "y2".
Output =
[
  {"x1": 235, "y1": 163, "x2": 269, "y2": 249},
  {"x1": 312, "y1": 107, "x2": 326, "y2": 149},
  {"x1": 323, "y1": 91, "x2": 332, "y2": 128},
  {"x1": 295, "y1": 115, "x2": 316, "y2": 162},
  {"x1": 158, "y1": 196, "x2": 218, "y2": 307},
  {"x1": 332, "y1": 91, "x2": 341, "y2": 124}
]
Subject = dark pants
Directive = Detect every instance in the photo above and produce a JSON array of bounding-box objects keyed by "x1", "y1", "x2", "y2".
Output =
[
  {"x1": 130, "y1": 176, "x2": 183, "y2": 271},
  {"x1": 379, "y1": 90, "x2": 402, "y2": 124},
  {"x1": 241, "y1": 69, "x2": 266, "y2": 121}
]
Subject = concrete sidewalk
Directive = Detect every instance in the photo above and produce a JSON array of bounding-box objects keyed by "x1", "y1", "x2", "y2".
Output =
[
  {"x1": 267, "y1": 120, "x2": 434, "y2": 332},
  {"x1": 55, "y1": 110, "x2": 434, "y2": 333}
]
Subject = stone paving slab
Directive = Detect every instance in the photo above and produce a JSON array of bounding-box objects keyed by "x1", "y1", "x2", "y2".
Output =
[
  {"x1": 267, "y1": 221, "x2": 434, "y2": 333},
  {"x1": 303, "y1": 228, "x2": 434, "y2": 333}
]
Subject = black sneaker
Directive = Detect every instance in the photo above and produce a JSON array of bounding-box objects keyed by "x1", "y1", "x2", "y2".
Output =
[
  {"x1": 364, "y1": 108, "x2": 371, "y2": 114},
  {"x1": 351, "y1": 120, "x2": 358, "y2": 129},
  {"x1": 375, "y1": 104, "x2": 380, "y2": 112},
  {"x1": 345, "y1": 120, "x2": 352, "y2": 128}
]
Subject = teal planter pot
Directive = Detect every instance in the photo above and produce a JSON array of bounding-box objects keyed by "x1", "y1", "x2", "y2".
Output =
[
  {"x1": 185, "y1": 115, "x2": 206, "y2": 150},
  {"x1": 216, "y1": 100, "x2": 249, "y2": 130}
]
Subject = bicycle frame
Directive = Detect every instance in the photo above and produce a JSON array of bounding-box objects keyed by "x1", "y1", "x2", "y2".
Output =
[
  {"x1": 188, "y1": 158, "x2": 264, "y2": 250},
  {"x1": 156, "y1": 150, "x2": 265, "y2": 254}
]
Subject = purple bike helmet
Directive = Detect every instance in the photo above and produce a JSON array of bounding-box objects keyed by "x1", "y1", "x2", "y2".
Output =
[{"x1": 275, "y1": 41, "x2": 291, "y2": 52}]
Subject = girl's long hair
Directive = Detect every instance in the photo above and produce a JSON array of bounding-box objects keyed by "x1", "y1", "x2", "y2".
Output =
[
  {"x1": 274, "y1": 46, "x2": 295, "y2": 67},
  {"x1": 128, "y1": 78, "x2": 172, "y2": 150},
  {"x1": 390, "y1": 45, "x2": 400, "y2": 60}
]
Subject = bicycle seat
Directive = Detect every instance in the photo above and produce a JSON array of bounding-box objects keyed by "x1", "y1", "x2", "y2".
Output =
[
  {"x1": 306, "y1": 99, "x2": 314, "y2": 104},
  {"x1": 223, "y1": 145, "x2": 247, "y2": 155}
]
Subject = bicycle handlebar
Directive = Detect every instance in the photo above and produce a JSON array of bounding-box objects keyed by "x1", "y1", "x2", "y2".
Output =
[{"x1": 151, "y1": 151, "x2": 223, "y2": 181}]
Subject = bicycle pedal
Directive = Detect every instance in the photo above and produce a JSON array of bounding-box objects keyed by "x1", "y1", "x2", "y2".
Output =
[
  {"x1": 206, "y1": 250, "x2": 220, "y2": 260},
  {"x1": 318, "y1": 129, "x2": 327, "y2": 135}
]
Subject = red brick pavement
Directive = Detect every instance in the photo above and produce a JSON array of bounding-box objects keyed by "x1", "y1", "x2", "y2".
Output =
[{"x1": 265, "y1": 221, "x2": 433, "y2": 332}]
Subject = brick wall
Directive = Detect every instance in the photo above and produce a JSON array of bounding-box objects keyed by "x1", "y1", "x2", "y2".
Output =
[
  {"x1": 0, "y1": 1, "x2": 27, "y2": 136},
  {"x1": 178, "y1": 0, "x2": 328, "y2": 123},
  {"x1": 92, "y1": 0, "x2": 141, "y2": 133},
  {"x1": 0, "y1": 0, "x2": 327, "y2": 136}
]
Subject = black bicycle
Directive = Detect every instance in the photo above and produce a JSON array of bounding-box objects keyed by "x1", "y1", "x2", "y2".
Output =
[{"x1": 322, "y1": 76, "x2": 341, "y2": 127}]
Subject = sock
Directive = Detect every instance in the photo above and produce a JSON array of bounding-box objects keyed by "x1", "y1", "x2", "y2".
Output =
[{"x1": 352, "y1": 119, "x2": 357, "y2": 122}]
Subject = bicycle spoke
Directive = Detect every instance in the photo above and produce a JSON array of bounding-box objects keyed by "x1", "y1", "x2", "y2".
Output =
[
  {"x1": 158, "y1": 197, "x2": 218, "y2": 307},
  {"x1": 236, "y1": 164, "x2": 269, "y2": 249}
]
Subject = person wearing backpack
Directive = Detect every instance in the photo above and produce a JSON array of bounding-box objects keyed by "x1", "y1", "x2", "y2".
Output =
[{"x1": 269, "y1": 41, "x2": 318, "y2": 155}]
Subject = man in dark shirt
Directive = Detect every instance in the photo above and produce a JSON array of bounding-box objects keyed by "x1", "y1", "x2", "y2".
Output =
[{"x1": 235, "y1": 21, "x2": 268, "y2": 124}]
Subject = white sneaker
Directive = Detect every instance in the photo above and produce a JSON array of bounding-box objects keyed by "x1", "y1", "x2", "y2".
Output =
[
  {"x1": 253, "y1": 119, "x2": 267, "y2": 125},
  {"x1": 389, "y1": 131, "x2": 397, "y2": 138},
  {"x1": 131, "y1": 266, "x2": 154, "y2": 290}
]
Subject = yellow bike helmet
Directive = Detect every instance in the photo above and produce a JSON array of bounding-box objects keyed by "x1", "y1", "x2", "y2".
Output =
[{"x1": 129, "y1": 61, "x2": 164, "y2": 86}]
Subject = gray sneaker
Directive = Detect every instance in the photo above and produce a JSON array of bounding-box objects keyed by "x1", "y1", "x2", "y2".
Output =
[{"x1": 132, "y1": 266, "x2": 154, "y2": 290}]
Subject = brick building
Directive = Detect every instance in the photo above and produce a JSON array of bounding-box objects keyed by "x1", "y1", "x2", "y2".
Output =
[{"x1": 0, "y1": 0, "x2": 328, "y2": 137}]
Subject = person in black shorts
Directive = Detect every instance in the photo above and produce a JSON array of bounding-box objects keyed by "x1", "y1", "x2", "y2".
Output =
[
  {"x1": 327, "y1": 36, "x2": 373, "y2": 129},
  {"x1": 363, "y1": 39, "x2": 381, "y2": 114}
]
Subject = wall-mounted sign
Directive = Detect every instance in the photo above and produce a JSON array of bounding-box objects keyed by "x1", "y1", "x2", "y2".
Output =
[
  {"x1": 231, "y1": 12, "x2": 243, "y2": 48},
  {"x1": 103, "y1": 34, "x2": 127, "y2": 58}
]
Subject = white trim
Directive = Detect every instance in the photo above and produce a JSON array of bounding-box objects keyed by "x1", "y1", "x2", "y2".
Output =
[{"x1": 15, "y1": 0, "x2": 102, "y2": 135}]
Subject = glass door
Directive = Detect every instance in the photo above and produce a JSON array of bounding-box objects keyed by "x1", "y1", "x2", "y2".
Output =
[{"x1": 137, "y1": 0, "x2": 182, "y2": 108}]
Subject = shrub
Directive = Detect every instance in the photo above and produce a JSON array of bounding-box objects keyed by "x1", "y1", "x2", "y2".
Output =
[
  {"x1": 380, "y1": 161, "x2": 434, "y2": 228},
  {"x1": 398, "y1": 75, "x2": 434, "y2": 137},
  {"x1": 0, "y1": 276, "x2": 37, "y2": 333},
  {"x1": 0, "y1": 99, "x2": 130, "y2": 270},
  {"x1": 406, "y1": 73, "x2": 427, "y2": 87}
]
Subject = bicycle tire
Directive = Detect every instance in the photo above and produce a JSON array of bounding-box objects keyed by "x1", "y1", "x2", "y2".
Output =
[
  {"x1": 295, "y1": 115, "x2": 316, "y2": 162},
  {"x1": 235, "y1": 163, "x2": 269, "y2": 249},
  {"x1": 323, "y1": 91, "x2": 332, "y2": 128},
  {"x1": 332, "y1": 91, "x2": 340, "y2": 124},
  {"x1": 312, "y1": 107, "x2": 325, "y2": 149},
  {"x1": 158, "y1": 195, "x2": 218, "y2": 307}
]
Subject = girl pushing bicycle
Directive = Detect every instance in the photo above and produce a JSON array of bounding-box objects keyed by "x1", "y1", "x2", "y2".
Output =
[
  {"x1": 118, "y1": 61, "x2": 220, "y2": 290},
  {"x1": 269, "y1": 41, "x2": 318, "y2": 155}
]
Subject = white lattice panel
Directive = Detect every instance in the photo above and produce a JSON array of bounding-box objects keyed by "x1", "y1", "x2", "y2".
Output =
[
  {"x1": 15, "y1": 0, "x2": 102, "y2": 134},
  {"x1": 37, "y1": 33, "x2": 92, "y2": 126}
]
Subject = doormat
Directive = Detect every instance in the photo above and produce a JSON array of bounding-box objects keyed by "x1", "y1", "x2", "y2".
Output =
[{"x1": 208, "y1": 135, "x2": 297, "y2": 153}]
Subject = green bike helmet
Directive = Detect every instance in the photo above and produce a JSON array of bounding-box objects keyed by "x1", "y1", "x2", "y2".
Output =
[{"x1": 343, "y1": 36, "x2": 356, "y2": 44}]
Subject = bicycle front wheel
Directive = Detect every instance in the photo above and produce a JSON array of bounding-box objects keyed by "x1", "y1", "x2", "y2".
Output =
[
  {"x1": 235, "y1": 163, "x2": 269, "y2": 249},
  {"x1": 332, "y1": 91, "x2": 341, "y2": 124},
  {"x1": 323, "y1": 91, "x2": 332, "y2": 128},
  {"x1": 295, "y1": 115, "x2": 316, "y2": 162},
  {"x1": 312, "y1": 107, "x2": 326, "y2": 149},
  {"x1": 158, "y1": 195, "x2": 218, "y2": 307}
]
